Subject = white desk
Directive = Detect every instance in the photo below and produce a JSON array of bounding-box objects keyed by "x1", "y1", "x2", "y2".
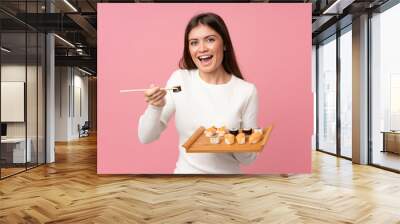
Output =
[{"x1": 1, "y1": 138, "x2": 31, "y2": 163}]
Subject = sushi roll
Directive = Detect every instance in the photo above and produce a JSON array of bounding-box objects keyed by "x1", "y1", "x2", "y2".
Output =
[
  {"x1": 204, "y1": 126, "x2": 217, "y2": 137},
  {"x1": 249, "y1": 132, "x2": 262, "y2": 144},
  {"x1": 242, "y1": 128, "x2": 253, "y2": 135},
  {"x1": 236, "y1": 133, "x2": 246, "y2": 144},
  {"x1": 253, "y1": 128, "x2": 263, "y2": 134},
  {"x1": 209, "y1": 133, "x2": 220, "y2": 144},
  {"x1": 224, "y1": 134, "x2": 235, "y2": 145},
  {"x1": 229, "y1": 128, "x2": 239, "y2": 136},
  {"x1": 216, "y1": 126, "x2": 226, "y2": 137}
]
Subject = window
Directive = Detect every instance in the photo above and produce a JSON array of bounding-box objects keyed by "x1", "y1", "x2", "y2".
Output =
[
  {"x1": 339, "y1": 27, "x2": 352, "y2": 158},
  {"x1": 317, "y1": 35, "x2": 337, "y2": 154},
  {"x1": 371, "y1": 2, "x2": 400, "y2": 171}
]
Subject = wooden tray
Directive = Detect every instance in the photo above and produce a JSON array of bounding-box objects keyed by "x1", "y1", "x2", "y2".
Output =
[{"x1": 183, "y1": 126, "x2": 273, "y2": 153}]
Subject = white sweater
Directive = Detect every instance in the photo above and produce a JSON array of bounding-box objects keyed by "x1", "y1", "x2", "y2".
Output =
[{"x1": 138, "y1": 69, "x2": 259, "y2": 174}]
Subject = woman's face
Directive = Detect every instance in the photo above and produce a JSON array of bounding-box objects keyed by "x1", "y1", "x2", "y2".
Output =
[{"x1": 188, "y1": 24, "x2": 224, "y2": 74}]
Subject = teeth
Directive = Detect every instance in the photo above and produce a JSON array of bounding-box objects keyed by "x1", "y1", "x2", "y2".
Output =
[{"x1": 199, "y1": 55, "x2": 212, "y2": 60}]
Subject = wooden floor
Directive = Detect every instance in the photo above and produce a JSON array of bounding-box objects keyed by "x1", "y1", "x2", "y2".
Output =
[
  {"x1": 1, "y1": 167, "x2": 25, "y2": 178},
  {"x1": 373, "y1": 151, "x2": 400, "y2": 171},
  {"x1": 1, "y1": 134, "x2": 400, "y2": 223}
]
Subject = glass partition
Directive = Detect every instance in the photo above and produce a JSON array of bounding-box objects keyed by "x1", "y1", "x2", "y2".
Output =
[
  {"x1": 0, "y1": 1, "x2": 46, "y2": 179},
  {"x1": 371, "y1": 3, "x2": 400, "y2": 171},
  {"x1": 1, "y1": 30, "x2": 28, "y2": 177},
  {"x1": 317, "y1": 35, "x2": 337, "y2": 154}
]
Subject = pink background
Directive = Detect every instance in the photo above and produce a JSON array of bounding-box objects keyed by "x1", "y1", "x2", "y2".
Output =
[{"x1": 98, "y1": 3, "x2": 312, "y2": 174}]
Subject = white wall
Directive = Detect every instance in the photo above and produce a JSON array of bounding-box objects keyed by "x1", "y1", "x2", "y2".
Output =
[
  {"x1": 1, "y1": 63, "x2": 46, "y2": 164},
  {"x1": 1, "y1": 65, "x2": 41, "y2": 137},
  {"x1": 1, "y1": 65, "x2": 27, "y2": 141},
  {"x1": 55, "y1": 67, "x2": 89, "y2": 141},
  {"x1": 55, "y1": 67, "x2": 69, "y2": 141},
  {"x1": 72, "y1": 73, "x2": 89, "y2": 138},
  {"x1": 1, "y1": 82, "x2": 25, "y2": 122}
]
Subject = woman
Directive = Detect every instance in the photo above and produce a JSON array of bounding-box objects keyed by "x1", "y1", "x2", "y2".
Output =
[{"x1": 138, "y1": 12, "x2": 259, "y2": 174}]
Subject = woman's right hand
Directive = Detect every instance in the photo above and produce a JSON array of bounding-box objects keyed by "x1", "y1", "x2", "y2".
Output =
[{"x1": 144, "y1": 84, "x2": 167, "y2": 108}]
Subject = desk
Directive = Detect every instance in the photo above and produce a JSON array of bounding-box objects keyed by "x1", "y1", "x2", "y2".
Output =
[
  {"x1": 382, "y1": 131, "x2": 400, "y2": 154},
  {"x1": 1, "y1": 138, "x2": 31, "y2": 163}
]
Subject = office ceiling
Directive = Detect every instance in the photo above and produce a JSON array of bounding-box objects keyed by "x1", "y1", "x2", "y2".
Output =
[{"x1": 0, "y1": 0, "x2": 392, "y2": 75}]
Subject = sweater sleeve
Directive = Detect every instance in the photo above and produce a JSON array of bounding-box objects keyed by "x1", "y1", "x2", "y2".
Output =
[
  {"x1": 233, "y1": 84, "x2": 259, "y2": 165},
  {"x1": 137, "y1": 72, "x2": 177, "y2": 144}
]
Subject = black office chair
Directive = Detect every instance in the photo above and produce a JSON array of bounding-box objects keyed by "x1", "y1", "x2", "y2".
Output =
[{"x1": 79, "y1": 121, "x2": 90, "y2": 138}]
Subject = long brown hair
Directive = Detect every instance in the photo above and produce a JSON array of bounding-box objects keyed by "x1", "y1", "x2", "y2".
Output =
[{"x1": 178, "y1": 12, "x2": 244, "y2": 80}]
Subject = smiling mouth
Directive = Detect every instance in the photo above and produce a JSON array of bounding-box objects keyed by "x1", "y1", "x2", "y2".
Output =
[{"x1": 198, "y1": 55, "x2": 213, "y2": 63}]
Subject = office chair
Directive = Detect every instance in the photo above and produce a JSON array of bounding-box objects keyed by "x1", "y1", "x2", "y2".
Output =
[{"x1": 79, "y1": 121, "x2": 90, "y2": 138}]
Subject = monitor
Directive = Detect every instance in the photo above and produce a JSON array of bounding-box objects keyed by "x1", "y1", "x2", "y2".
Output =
[{"x1": 1, "y1": 123, "x2": 7, "y2": 137}]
